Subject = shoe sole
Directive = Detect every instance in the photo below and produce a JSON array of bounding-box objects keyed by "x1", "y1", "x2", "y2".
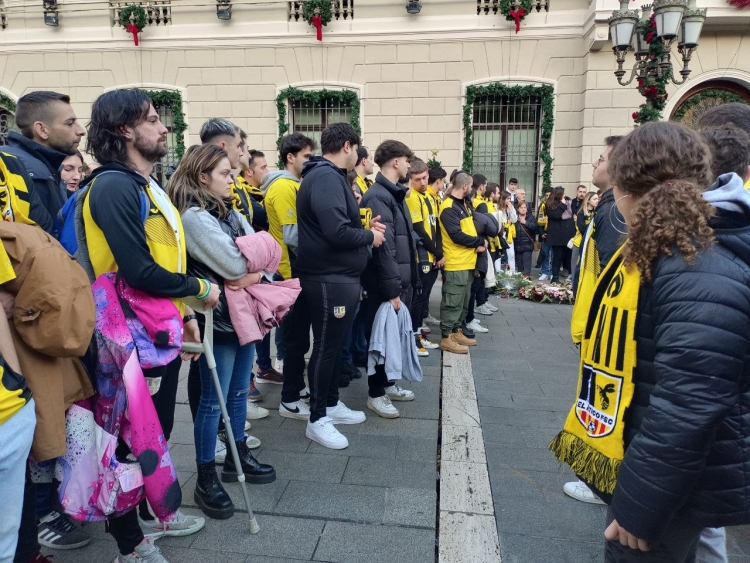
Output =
[
  {"x1": 193, "y1": 490, "x2": 234, "y2": 520},
  {"x1": 417, "y1": 352, "x2": 429, "y2": 357},
  {"x1": 328, "y1": 416, "x2": 366, "y2": 425},
  {"x1": 305, "y1": 427, "x2": 349, "y2": 449},
  {"x1": 247, "y1": 396, "x2": 264, "y2": 403},
  {"x1": 279, "y1": 410, "x2": 310, "y2": 420},
  {"x1": 141, "y1": 524, "x2": 205, "y2": 537},
  {"x1": 255, "y1": 379, "x2": 283, "y2": 385},
  {"x1": 246, "y1": 411, "x2": 270, "y2": 420},
  {"x1": 563, "y1": 489, "x2": 605, "y2": 504},
  {"x1": 221, "y1": 469, "x2": 277, "y2": 484},
  {"x1": 367, "y1": 402, "x2": 400, "y2": 418},
  {"x1": 387, "y1": 395, "x2": 415, "y2": 402},
  {"x1": 38, "y1": 537, "x2": 91, "y2": 550}
]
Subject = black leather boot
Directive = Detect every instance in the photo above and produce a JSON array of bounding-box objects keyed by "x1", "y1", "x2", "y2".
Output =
[
  {"x1": 194, "y1": 461, "x2": 234, "y2": 519},
  {"x1": 221, "y1": 439, "x2": 276, "y2": 484}
]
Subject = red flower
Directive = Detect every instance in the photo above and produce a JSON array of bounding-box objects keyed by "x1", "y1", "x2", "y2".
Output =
[{"x1": 632, "y1": 112, "x2": 640, "y2": 119}]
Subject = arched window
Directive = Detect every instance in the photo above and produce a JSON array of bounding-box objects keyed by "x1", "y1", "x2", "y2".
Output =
[
  {"x1": 0, "y1": 108, "x2": 17, "y2": 146},
  {"x1": 671, "y1": 80, "x2": 750, "y2": 127}
]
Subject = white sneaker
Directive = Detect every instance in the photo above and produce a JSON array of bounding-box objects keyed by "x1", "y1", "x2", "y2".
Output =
[
  {"x1": 480, "y1": 304, "x2": 494, "y2": 315},
  {"x1": 466, "y1": 319, "x2": 489, "y2": 333},
  {"x1": 299, "y1": 386, "x2": 311, "y2": 402},
  {"x1": 273, "y1": 358, "x2": 284, "y2": 372},
  {"x1": 563, "y1": 480, "x2": 605, "y2": 504},
  {"x1": 216, "y1": 432, "x2": 260, "y2": 463},
  {"x1": 279, "y1": 400, "x2": 311, "y2": 420},
  {"x1": 419, "y1": 335, "x2": 439, "y2": 350},
  {"x1": 416, "y1": 345, "x2": 429, "y2": 357},
  {"x1": 245, "y1": 420, "x2": 252, "y2": 431},
  {"x1": 326, "y1": 401, "x2": 366, "y2": 424},
  {"x1": 367, "y1": 395, "x2": 400, "y2": 418},
  {"x1": 538, "y1": 274, "x2": 551, "y2": 281},
  {"x1": 485, "y1": 302, "x2": 499, "y2": 312},
  {"x1": 246, "y1": 434, "x2": 261, "y2": 449},
  {"x1": 138, "y1": 510, "x2": 205, "y2": 538},
  {"x1": 385, "y1": 384, "x2": 415, "y2": 402},
  {"x1": 306, "y1": 416, "x2": 348, "y2": 449},
  {"x1": 424, "y1": 315, "x2": 441, "y2": 326},
  {"x1": 114, "y1": 536, "x2": 168, "y2": 562},
  {"x1": 419, "y1": 325, "x2": 431, "y2": 334},
  {"x1": 246, "y1": 401, "x2": 270, "y2": 420}
]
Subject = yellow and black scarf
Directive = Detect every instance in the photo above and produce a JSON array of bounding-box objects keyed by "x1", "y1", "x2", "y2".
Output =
[{"x1": 549, "y1": 246, "x2": 639, "y2": 495}]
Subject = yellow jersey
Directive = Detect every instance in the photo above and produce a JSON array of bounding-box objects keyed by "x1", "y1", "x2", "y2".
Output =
[
  {"x1": 440, "y1": 197, "x2": 478, "y2": 272},
  {"x1": 405, "y1": 189, "x2": 437, "y2": 262},
  {"x1": 264, "y1": 176, "x2": 300, "y2": 279}
]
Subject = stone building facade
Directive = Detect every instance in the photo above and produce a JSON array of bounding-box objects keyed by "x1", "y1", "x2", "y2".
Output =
[{"x1": 0, "y1": 0, "x2": 748, "y2": 202}]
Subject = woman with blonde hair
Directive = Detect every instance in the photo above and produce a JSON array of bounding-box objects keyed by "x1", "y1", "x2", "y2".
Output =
[
  {"x1": 168, "y1": 144, "x2": 276, "y2": 520},
  {"x1": 551, "y1": 121, "x2": 750, "y2": 561}
]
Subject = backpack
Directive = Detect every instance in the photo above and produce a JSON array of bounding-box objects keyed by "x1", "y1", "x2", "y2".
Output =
[{"x1": 58, "y1": 171, "x2": 149, "y2": 256}]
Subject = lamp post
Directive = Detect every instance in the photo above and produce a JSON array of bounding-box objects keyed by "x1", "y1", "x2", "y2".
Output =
[{"x1": 607, "y1": 0, "x2": 706, "y2": 122}]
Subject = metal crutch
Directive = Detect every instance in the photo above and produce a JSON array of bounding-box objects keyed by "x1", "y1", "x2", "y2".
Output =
[{"x1": 181, "y1": 298, "x2": 260, "y2": 534}]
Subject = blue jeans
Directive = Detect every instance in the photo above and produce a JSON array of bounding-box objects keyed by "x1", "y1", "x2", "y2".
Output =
[
  {"x1": 194, "y1": 341, "x2": 255, "y2": 464},
  {"x1": 256, "y1": 331, "x2": 272, "y2": 371},
  {"x1": 0, "y1": 400, "x2": 35, "y2": 563},
  {"x1": 540, "y1": 242, "x2": 552, "y2": 276}
]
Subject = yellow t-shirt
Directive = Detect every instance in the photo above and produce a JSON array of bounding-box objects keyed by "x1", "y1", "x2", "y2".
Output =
[
  {"x1": 232, "y1": 177, "x2": 254, "y2": 223},
  {"x1": 265, "y1": 177, "x2": 300, "y2": 279},
  {"x1": 440, "y1": 198, "x2": 478, "y2": 272},
  {"x1": 745, "y1": 177, "x2": 750, "y2": 189},
  {"x1": 405, "y1": 189, "x2": 437, "y2": 262}
]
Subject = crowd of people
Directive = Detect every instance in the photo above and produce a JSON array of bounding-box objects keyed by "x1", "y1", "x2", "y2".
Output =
[{"x1": 0, "y1": 85, "x2": 749, "y2": 563}]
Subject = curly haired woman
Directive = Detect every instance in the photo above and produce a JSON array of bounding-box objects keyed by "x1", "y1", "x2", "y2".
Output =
[{"x1": 550, "y1": 121, "x2": 750, "y2": 562}]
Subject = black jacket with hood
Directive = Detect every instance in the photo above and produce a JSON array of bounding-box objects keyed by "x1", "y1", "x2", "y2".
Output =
[
  {"x1": 609, "y1": 173, "x2": 750, "y2": 543},
  {"x1": 295, "y1": 157, "x2": 374, "y2": 282},
  {"x1": 360, "y1": 173, "x2": 417, "y2": 300},
  {"x1": 2, "y1": 132, "x2": 68, "y2": 236}
]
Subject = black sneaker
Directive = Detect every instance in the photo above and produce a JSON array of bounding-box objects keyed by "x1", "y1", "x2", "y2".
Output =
[
  {"x1": 461, "y1": 323, "x2": 476, "y2": 339},
  {"x1": 38, "y1": 510, "x2": 91, "y2": 550}
]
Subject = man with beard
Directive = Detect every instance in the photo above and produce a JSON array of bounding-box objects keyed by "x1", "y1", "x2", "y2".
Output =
[
  {"x1": 80, "y1": 89, "x2": 219, "y2": 563},
  {"x1": 360, "y1": 140, "x2": 419, "y2": 418},
  {"x1": 2, "y1": 91, "x2": 86, "y2": 235}
]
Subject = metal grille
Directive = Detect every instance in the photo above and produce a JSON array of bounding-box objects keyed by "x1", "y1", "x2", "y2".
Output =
[
  {"x1": 290, "y1": 97, "x2": 353, "y2": 149},
  {"x1": 111, "y1": 1, "x2": 171, "y2": 27},
  {"x1": 152, "y1": 105, "x2": 178, "y2": 185},
  {"x1": 471, "y1": 94, "x2": 543, "y2": 205},
  {"x1": 288, "y1": 0, "x2": 354, "y2": 22},
  {"x1": 476, "y1": 0, "x2": 549, "y2": 14},
  {"x1": 0, "y1": 110, "x2": 16, "y2": 145}
]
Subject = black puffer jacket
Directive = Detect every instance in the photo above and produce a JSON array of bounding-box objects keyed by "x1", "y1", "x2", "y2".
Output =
[
  {"x1": 545, "y1": 199, "x2": 575, "y2": 246},
  {"x1": 473, "y1": 208, "x2": 499, "y2": 276},
  {"x1": 360, "y1": 173, "x2": 417, "y2": 299},
  {"x1": 611, "y1": 180, "x2": 750, "y2": 543},
  {"x1": 514, "y1": 214, "x2": 538, "y2": 253},
  {"x1": 592, "y1": 188, "x2": 627, "y2": 269}
]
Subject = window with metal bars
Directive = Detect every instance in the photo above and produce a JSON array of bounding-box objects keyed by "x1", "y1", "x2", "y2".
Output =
[
  {"x1": 476, "y1": 0, "x2": 549, "y2": 14},
  {"x1": 152, "y1": 104, "x2": 178, "y2": 185},
  {"x1": 471, "y1": 93, "x2": 543, "y2": 200},
  {"x1": 289, "y1": 96, "x2": 353, "y2": 148},
  {"x1": 0, "y1": 109, "x2": 16, "y2": 146}
]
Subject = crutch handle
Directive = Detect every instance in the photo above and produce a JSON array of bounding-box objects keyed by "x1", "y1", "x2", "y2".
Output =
[{"x1": 180, "y1": 342, "x2": 203, "y2": 354}]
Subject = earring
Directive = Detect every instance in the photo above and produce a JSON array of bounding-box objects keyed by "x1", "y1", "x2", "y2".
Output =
[{"x1": 608, "y1": 194, "x2": 629, "y2": 236}]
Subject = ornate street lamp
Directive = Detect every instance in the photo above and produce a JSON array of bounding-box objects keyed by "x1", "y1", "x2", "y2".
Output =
[
  {"x1": 608, "y1": 0, "x2": 706, "y2": 122},
  {"x1": 43, "y1": 0, "x2": 59, "y2": 26},
  {"x1": 217, "y1": 0, "x2": 232, "y2": 20}
]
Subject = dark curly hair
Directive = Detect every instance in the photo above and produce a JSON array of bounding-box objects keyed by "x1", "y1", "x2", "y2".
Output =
[
  {"x1": 86, "y1": 89, "x2": 151, "y2": 165},
  {"x1": 608, "y1": 121, "x2": 715, "y2": 283}
]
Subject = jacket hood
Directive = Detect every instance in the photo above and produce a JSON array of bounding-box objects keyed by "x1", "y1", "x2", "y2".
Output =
[
  {"x1": 259, "y1": 169, "x2": 299, "y2": 196},
  {"x1": 79, "y1": 161, "x2": 147, "y2": 191},
  {"x1": 704, "y1": 172, "x2": 750, "y2": 266},
  {"x1": 373, "y1": 172, "x2": 408, "y2": 202},
  {"x1": 300, "y1": 156, "x2": 346, "y2": 180},
  {"x1": 7, "y1": 131, "x2": 68, "y2": 175}
]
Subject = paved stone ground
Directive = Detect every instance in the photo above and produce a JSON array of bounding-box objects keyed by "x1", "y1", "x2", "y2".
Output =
[
  {"x1": 42, "y1": 306, "x2": 441, "y2": 562},
  {"x1": 474, "y1": 291, "x2": 750, "y2": 563}
]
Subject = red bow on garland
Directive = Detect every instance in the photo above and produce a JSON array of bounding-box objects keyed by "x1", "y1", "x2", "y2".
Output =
[
  {"x1": 125, "y1": 23, "x2": 140, "y2": 46},
  {"x1": 311, "y1": 15, "x2": 323, "y2": 41},
  {"x1": 728, "y1": 0, "x2": 750, "y2": 7},
  {"x1": 509, "y1": 7, "x2": 526, "y2": 33}
]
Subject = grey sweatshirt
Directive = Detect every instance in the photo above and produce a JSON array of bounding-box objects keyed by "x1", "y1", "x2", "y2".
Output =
[{"x1": 181, "y1": 207, "x2": 253, "y2": 280}]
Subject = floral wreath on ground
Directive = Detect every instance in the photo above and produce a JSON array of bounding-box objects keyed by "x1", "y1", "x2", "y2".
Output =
[
  {"x1": 495, "y1": 270, "x2": 574, "y2": 304},
  {"x1": 499, "y1": 0, "x2": 533, "y2": 33},
  {"x1": 632, "y1": 14, "x2": 669, "y2": 124}
]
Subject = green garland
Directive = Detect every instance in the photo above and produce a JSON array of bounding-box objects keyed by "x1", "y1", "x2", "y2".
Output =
[
  {"x1": 462, "y1": 83, "x2": 555, "y2": 190},
  {"x1": 499, "y1": 0, "x2": 533, "y2": 23},
  {"x1": 673, "y1": 88, "x2": 748, "y2": 123},
  {"x1": 302, "y1": 0, "x2": 333, "y2": 26},
  {"x1": 144, "y1": 90, "x2": 186, "y2": 159},
  {"x1": 119, "y1": 4, "x2": 147, "y2": 31},
  {"x1": 0, "y1": 92, "x2": 16, "y2": 112},
  {"x1": 632, "y1": 15, "x2": 669, "y2": 124},
  {"x1": 275, "y1": 86, "x2": 361, "y2": 168}
]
